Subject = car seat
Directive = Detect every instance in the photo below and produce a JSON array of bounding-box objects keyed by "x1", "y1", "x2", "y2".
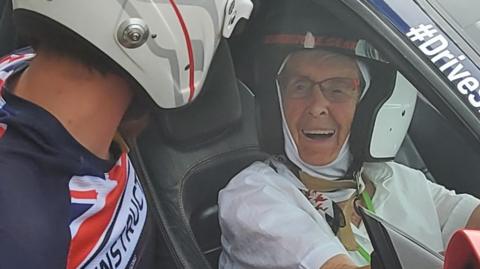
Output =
[{"x1": 128, "y1": 40, "x2": 268, "y2": 269}]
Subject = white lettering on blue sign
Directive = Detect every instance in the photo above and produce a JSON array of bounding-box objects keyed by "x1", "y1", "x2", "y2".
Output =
[{"x1": 407, "y1": 24, "x2": 480, "y2": 110}]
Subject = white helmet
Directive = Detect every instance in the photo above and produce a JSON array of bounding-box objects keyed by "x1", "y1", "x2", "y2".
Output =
[
  {"x1": 365, "y1": 73, "x2": 417, "y2": 160},
  {"x1": 250, "y1": 1, "x2": 417, "y2": 175},
  {"x1": 12, "y1": 0, "x2": 253, "y2": 108}
]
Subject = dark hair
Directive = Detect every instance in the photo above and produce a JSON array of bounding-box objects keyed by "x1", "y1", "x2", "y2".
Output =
[{"x1": 13, "y1": 9, "x2": 153, "y2": 120}]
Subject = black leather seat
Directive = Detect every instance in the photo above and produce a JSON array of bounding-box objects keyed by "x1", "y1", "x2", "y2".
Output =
[
  {"x1": 129, "y1": 40, "x2": 268, "y2": 269},
  {"x1": 394, "y1": 133, "x2": 435, "y2": 182}
]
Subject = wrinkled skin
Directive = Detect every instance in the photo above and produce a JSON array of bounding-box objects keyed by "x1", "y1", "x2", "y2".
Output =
[{"x1": 281, "y1": 49, "x2": 361, "y2": 166}]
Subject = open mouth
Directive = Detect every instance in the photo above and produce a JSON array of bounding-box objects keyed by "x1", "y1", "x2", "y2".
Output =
[{"x1": 302, "y1": 129, "x2": 335, "y2": 140}]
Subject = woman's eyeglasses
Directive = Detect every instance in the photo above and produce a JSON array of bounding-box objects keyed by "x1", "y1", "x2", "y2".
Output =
[{"x1": 279, "y1": 76, "x2": 360, "y2": 103}]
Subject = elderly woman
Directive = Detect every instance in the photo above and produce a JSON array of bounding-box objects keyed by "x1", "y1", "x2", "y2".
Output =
[{"x1": 218, "y1": 2, "x2": 480, "y2": 269}]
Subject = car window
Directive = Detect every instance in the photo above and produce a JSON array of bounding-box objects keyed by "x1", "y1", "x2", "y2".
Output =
[
  {"x1": 231, "y1": 0, "x2": 480, "y2": 196},
  {"x1": 426, "y1": 0, "x2": 480, "y2": 53}
]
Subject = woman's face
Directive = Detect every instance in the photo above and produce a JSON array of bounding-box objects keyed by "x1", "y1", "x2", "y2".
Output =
[{"x1": 280, "y1": 50, "x2": 361, "y2": 166}]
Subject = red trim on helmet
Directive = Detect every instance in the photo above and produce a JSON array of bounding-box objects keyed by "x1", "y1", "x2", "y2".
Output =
[
  {"x1": 169, "y1": 0, "x2": 195, "y2": 102},
  {"x1": 264, "y1": 34, "x2": 357, "y2": 51}
]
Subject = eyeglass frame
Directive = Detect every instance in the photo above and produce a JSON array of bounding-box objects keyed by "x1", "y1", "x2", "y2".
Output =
[{"x1": 277, "y1": 75, "x2": 361, "y2": 103}]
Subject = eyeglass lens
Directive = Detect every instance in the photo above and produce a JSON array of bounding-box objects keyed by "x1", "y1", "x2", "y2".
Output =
[{"x1": 282, "y1": 77, "x2": 359, "y2": 102}]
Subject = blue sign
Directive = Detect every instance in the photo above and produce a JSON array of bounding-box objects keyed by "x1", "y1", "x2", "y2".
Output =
[{"x1": 367, "y1": 0, "x2": 480, "y2": 115}]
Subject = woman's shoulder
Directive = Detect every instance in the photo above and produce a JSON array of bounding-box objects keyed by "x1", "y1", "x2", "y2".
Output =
[
  {"x1": 222, "y1": 156, "x2": 301, "y2": 192},
  {"x1": 228, "y1": 159, "x2": 278, "y2": 182},
  {"x1": 363, "y1": 161, "x2": 427, "y2": 186}
]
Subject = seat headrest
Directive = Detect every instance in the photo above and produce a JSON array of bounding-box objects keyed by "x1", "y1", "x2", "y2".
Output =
[{"x1": 155, "y1": 40, "x2": 242, "y2": 147}]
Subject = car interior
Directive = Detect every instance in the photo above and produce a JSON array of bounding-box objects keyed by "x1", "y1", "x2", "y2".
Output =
[
  {"x1": 128, "y1": 39, "x2": 269, "y2": 268},
  {"x1": 2, "y1": 0, "x2": 480, "y2": 268}
]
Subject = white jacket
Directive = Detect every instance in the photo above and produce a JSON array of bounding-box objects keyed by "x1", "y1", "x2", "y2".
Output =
[{"x1": 218, "y1": 158, "x2": 480, "y2": 268}]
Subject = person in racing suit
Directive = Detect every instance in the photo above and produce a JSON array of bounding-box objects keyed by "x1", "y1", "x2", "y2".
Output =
[
  {"x1": 0, "y1": 1, "x2": 247, "y2": 268},
  {"x1": 218, "y1": 1, "x2": 480, "y2": 269}
]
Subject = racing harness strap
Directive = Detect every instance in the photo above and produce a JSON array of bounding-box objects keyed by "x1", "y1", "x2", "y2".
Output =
[
  {"x1": 298, "y1": 170, "x2": 375, "y2": 263},
  {"x1": 267, "y1": 158, "x2": 375, "y2": 262}
]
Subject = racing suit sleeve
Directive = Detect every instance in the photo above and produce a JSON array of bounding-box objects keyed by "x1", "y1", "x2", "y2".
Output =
[
  {"x1": 218, "y1": 162, "x2": 348, "y2": 269},
  {"x1": 426, "y1": 180, "x2": 480, "y2": 246}
]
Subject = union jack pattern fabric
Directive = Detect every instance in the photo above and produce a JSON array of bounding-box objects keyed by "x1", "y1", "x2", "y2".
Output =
[
  {"x1": 0, "y1": 47, "x2": 35, "y2": 108},
  {"x1": 0, "y1": 48, "x2": 34, "y2": 139},
  {"x1": 0, "y1": 49, "x2": 148, "y2": 268},
  {"x1": 0, "y1": 122, "x2": 6, "y2": 139},
  {"x1": 67, "y1": 153, "x2": 147, "y2": 269}
]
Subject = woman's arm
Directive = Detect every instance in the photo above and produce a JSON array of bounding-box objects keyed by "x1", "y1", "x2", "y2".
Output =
[
  {"x1": 320, "y1": 254, "x2": 370, "y2": 269},
  {"x1": 466, "y1": 205, "x2": 480, "y2": 229}
]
